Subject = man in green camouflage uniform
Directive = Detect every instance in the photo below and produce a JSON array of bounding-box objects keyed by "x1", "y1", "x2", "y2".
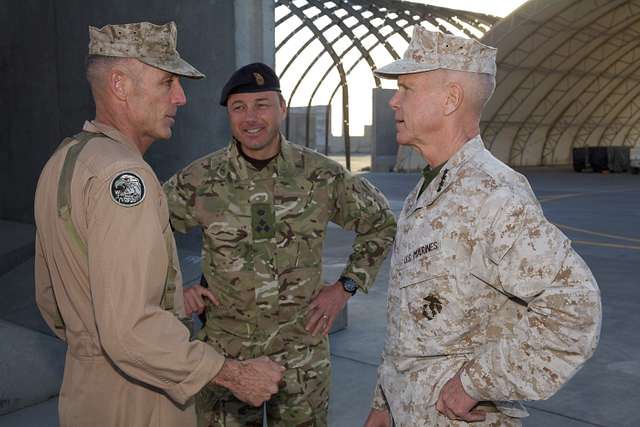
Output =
[{"x1": 164, "y1": 63, "x2": 397, "y2": 426}]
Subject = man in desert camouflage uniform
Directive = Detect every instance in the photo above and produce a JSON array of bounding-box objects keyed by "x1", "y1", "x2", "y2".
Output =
[
  {"x1": 363, "y1": 26, "x2": 602, "y2": 427},
  {"x1": 164, "y1": 62, "x2": 397, "y2": 426}
]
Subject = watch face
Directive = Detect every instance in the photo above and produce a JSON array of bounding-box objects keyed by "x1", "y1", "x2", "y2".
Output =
[{"x1": 342, "y1": 278, "x2": 357, "y2": 293}]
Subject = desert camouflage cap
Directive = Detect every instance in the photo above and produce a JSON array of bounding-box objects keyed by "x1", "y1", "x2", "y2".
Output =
[
  {"x1": 374, "y1": 25, "x2": 496, "y2": 78},
  {"x1": 88, "y1": 21, "x2": 204, "y2": 79}
]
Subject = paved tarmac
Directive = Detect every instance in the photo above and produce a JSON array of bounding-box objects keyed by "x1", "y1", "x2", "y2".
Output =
[{"x1": 1, "y1": 167, "x2": 638, "y2": 426}]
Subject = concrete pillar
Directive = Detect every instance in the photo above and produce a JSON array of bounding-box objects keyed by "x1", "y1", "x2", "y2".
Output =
[
  {"x1": 371, "y1": 88, "x2": 398, "y2": 172},
  {"x1": 372, "y1": 88, "x2": 426, "y2": 171},
  {"x1": 234, "y1": 0, "x2": 275, "y2": 68}
]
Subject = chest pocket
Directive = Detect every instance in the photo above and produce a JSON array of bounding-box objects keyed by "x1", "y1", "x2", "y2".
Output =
[
  {"x1": 398, "y1": 257, "x2": 466, "y2": 340},
  {"x1": 203, "y1": 210, "x2": 253, "y2": 273}
]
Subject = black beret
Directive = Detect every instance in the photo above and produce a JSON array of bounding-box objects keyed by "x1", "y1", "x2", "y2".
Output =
[{"x1": 219, "y1": 62, "x2": 281, "y2": 106}]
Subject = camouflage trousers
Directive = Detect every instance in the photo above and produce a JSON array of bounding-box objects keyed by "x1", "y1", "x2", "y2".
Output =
[{"x1": 196, "y1": 339, "x2": 330, "y2": 427}]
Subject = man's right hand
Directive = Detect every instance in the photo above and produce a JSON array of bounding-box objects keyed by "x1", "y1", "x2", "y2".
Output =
[
  {"x1": 183, "y1": 284, "x2": 219, "y2": 316},
  {"x1": 211, "y1": 356, "x2": 285, "y2": 407},
  {"x1": 363, "y1": 408, "x2": 391, "y2": 427}
]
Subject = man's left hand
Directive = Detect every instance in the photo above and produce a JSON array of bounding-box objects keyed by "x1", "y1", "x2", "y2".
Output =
[
  {"x1": 436, "y1": 369, "x2": 486, "y2": 423},
  {"x1": 305, "y1": 281, "x2": 351, "y2": 336},
  {"x1": 183, "y1": 284, "x2": 219, "y2": 316}
]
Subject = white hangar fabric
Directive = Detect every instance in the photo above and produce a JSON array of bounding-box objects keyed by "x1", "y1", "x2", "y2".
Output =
[{"x1": 482, "y1": 0, "x2": 640, "y2": 166}]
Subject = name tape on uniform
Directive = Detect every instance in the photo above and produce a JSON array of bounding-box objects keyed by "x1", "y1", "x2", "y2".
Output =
[{"x1": 403, "y1": 241, "x2": 440, "y2": 264}]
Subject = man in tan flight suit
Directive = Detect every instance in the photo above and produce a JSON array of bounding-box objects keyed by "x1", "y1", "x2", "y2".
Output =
[
  {"x1": 34, "y1": 21, "x2": 284, "y2": 427},
  {"x1": 363, "y1": 26, "x2": 602, "y2": 426}
]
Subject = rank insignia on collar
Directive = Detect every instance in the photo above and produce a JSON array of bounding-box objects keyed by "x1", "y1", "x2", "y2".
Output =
[
  {"x1": 437, "y1": 168, "x2": 449, "y2": 193},
  {"x1": 110, "y1": 172, "x2": 145, "y2": 207}
]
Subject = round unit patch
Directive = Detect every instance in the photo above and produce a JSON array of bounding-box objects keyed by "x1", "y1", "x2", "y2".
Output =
[{"x1": 110, "y1": 172, "x2": 145, "y2": 207}]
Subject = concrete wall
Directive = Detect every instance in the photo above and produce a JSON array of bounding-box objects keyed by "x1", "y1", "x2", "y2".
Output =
[
  {"x1": 327, "y1": 132, "x2": 371, "y2": 155},
  {"x1": 371, "y1": 88, "x2": 397, "y2": 172},
  {"x1": 287, "y1": 105, "x2": 372, "y2": 156},
  {"x1": 235, "y1": 0, "x2": 275, "y2": 69},
  {"x1": 287, "y1": 106, "x2": 330, "y2": 152},
  {"x1": 0, "y1": 0, "x2": 274, "y2": 223}
]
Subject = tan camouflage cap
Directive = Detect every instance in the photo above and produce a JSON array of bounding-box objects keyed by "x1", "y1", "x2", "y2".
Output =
[
  {"x1": 88, "y1": 21, "x2": 204, "y2": 79},
  {"x1": 374, "y1": 25, "x2": 496, "y2": 78}
]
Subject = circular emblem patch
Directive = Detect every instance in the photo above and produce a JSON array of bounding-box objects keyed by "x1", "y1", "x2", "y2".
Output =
[{"x1": 110, "y1": 172, "x2": 145, "y2": 207}]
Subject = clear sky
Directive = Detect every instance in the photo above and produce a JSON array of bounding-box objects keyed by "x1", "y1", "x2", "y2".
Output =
[{"x1": 278, "y1": 0, "x2": 529, "y2": 136}]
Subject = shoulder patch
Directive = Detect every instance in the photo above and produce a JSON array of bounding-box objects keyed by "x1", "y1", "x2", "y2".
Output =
[{"x1": 110, "y1": 172, "x2": 145, "y2": 207}]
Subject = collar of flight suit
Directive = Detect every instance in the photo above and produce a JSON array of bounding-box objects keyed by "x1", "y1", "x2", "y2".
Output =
[
  {"x1": 407, "y1": 135, "x2": 485, "y2": 215},
  {"x1": 218, "y1": 133, "x2": 300, "y2": 182},
  {"x1": 82, "y1": 120, "x2": 144, "y2": 158}
]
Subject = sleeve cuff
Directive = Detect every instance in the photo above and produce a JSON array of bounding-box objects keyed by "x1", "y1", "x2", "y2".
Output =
[
  {"x1": 460, "y1": 362, "x2": 485, "y2": 402},
  {"x1": 165, "y1": 342, "x2": 225, "y2": 405},
  {"x1": 371, "y1": 382, "x2": 389, "y2": 411},
  {"x1": 339, "y1": 270, "x2": 367, "y2": 293}
]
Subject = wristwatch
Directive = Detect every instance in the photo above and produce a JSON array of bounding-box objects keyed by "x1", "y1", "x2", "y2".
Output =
[{"x1": 339, "y1": 276, "x2": 358, "y2": 296}]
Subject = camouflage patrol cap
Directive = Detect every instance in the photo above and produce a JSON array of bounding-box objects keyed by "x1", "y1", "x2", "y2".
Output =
[
  {"x1": 88, "y1": 21, "x2": 204, "y2": 79},
  {"x1": 374, "y1": 25, "x2": 497, "y2": 78},
  {"x1": 220, "y1": 62, "x2": 281, "y2": 106}
]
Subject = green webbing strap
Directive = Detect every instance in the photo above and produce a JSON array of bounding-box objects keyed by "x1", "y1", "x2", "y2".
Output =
[
  {"x1": 161, "y1": 229, "x2": 177, "y2": 312},
  {"x1": 55, "y1": 137, "x2": 74, "y2": 152},
  {"x1": 57, "y1": 131, "x2": 96, "y2": 258},
  {"x1": 52, "y1": 131, "x2": 96, "y2": 329}
]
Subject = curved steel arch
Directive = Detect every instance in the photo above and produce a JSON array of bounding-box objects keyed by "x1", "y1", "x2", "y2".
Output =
[
  {"x1": 477, "y1": 0, "x2": 584, "y2": 159},
  {"x1": 340, "y1": 1, "x2": 411, "y2": 51},
  {"x1": 540, "y1": 28, "x2": 640, "y2": 164},
  {"x1": 509, "y1": 11, "x2": 640, "y2": 165},
  {"x1": 481, "y1": 0, "x2": 622, "y2": 157},
  {"x1": 300, "y1": 18, "x2": 426, "y2": 152},
  {"x1": 293, "y1": 19, "x2": 418, "y2": 155},
  {"x1": 481, "y1": 0, "x2": 640, "y2": 166},
  {"x1": 620, "y1": 109, "x2": 640, "y2": 145},
  {"x1": 302, "y1": 27, "x2": 388, "y2": 150},
  {"x1": 547, "y1": 34, "x2": 640, "y2": 162},
  {"x1": 572, "y1": 64, "x2": 640, "y2": 148},
  {"x1": 276, "y1": 0, "x2": 498, "y2": 169},
  {"x1": 280, "y1": 1, "x2": 353, "y2": 167},
  {"x1": 603, "y1": 102, "x2": 640, "y2": 147},
  {"x1": 306, "y1": 0, "x2": 384, "y2": 88}
]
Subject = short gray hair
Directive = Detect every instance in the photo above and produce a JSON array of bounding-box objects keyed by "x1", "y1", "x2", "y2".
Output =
[
  {"x1": 475, "y1": 73, "x2": 496, "y2": 110},
  {"x1": 85, "y1": 55, "x2": 141, "y2": 93}
]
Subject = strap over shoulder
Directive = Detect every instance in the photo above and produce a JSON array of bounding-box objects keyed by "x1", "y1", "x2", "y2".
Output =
[{"x1": 56, "y1": 131, "x2": 100, "y2": 257}]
